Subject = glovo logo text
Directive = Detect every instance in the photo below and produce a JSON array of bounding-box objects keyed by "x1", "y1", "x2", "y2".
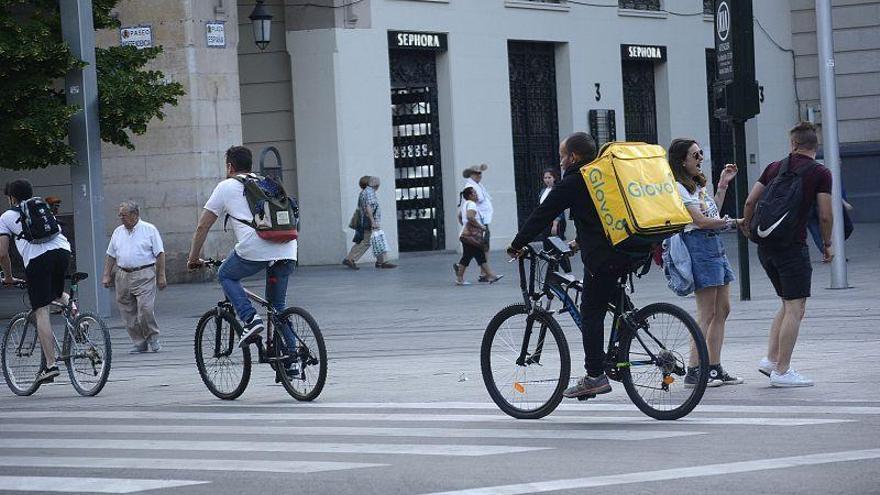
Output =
[
  {"x1": 587, "y1": 168, "x2": 627, "y2": 232},
  {"x1": 626, "y1": 177, "x2": 676, "y2": 198}
]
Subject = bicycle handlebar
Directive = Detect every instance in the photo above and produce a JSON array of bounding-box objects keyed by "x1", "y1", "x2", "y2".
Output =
[{"x1": 200, "y1": 258, "x2": 224, "y2": 268}]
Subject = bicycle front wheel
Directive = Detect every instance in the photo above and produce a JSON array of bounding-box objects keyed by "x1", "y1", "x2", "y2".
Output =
[
  {"x1": 65, "y1": 312, "x2": 112, "y2": 396},
  {"x1": 481, "y1": 304, "x2": 570, "y2": 419},
  {"x1": 274, "y1": 307, "x2": 327, "y2": 401},
  {"x1": 1, "y1": 312, "x2": 43, "y2": 396},
  {"x1": 619, "y1": 303, "x2": 708, "y2": 420},
  {"x1": 194, "y1": 309, "x2": 251, "y2": 400}
]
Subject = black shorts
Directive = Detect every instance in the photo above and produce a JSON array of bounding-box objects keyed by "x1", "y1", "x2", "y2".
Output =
[
  {"x1": 25, "y1": 248, "x2": 70, "y2": 309},
  {"x1": 758, "y1": 244, "x2": 812, "y2": 300}
]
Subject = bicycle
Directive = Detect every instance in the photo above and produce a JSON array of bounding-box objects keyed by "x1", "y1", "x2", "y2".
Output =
[
  {"x1": 1, "y1": 272, "x2": 112, "y2": 396},
  {"x1": 481, "y1": 238, "x2": 709, "y2": 420},
  {"x1": 193, "y1": 258, "x2": 327, "y2": 401}
]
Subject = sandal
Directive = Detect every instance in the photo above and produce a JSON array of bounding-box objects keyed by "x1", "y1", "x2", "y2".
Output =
[
  {"x1": 455, "y1": 280, "x2": 472, "y2": 286},
  {"x1": 488, "y1": 275, "x2": 505, "y2": 284},
  {"x1": 375, "y1": 262, "x2": 397, "y2": 269}
]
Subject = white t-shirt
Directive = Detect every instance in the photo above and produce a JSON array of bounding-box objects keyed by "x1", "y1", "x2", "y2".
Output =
[
  {"x1": 459, "y1": 200, "x2": 480, "y2": 236},
  {"x1": 677, "y1": 183, "x2": 720, "y2": 232},
  {"x1": 463, "y1": 178, "x2": 493, "y2": 225},
  {"x1": 204, "y1": 178, "x2": 298, "y2": 262},
  {"x1": 0, "y1": 209, "x2": 71, "y2": 268},
  {"x1": 106, "y1": 220, "x2": 164, "y2": 269}
]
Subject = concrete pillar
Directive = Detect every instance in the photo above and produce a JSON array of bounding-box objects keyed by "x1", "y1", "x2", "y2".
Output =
[{"x1": 96, "y1": 0, "x2": 244, "y2": 281}]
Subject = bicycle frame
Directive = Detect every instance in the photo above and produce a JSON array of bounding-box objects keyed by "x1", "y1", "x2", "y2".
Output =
[{"x1": 515, "y1": 246, "x2": 670, "y2": 378}]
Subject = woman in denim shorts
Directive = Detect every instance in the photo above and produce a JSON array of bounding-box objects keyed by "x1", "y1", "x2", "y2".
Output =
[{"x1": 669, "y1": 138, "x2": 744, "y2": 388}]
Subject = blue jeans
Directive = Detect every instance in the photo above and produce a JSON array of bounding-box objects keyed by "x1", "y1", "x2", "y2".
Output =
[{"x1": 218, "y1": 251, "x2": 294, "y2": 323}]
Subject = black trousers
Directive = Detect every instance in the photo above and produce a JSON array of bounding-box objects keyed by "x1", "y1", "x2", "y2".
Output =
[
  {"x1": 579, "y1": 265, "x2": 625, "y2": 377},
  {"x1": 459, "y1": 242, "x2": 487, "y2": 267}
]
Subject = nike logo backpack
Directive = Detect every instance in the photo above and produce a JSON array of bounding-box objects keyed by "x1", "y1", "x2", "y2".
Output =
[{"x1": 749, "y1": 157, "x2": 817, "y2": 246}]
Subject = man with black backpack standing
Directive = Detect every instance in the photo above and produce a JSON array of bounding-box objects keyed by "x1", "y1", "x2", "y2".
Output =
[
  {"x1": 186, "y1": 146, "x2": 298, "y2": 350},
  {"x1": 743, "y1": 121, "x2": 833, "y2": 388},
  {"x1": 0, "y1": 179, "x2": 72, "y2": 385}
]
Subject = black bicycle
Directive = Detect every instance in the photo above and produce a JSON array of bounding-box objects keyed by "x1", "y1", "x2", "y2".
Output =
[
  {"x1": 1, "y1": 273, "x2": 112, "y2": 396},
  {"x1": 193, "y1": 259, "x2": 327, "y2": 401},
  {"x1": 481, "y1": 238, "x2": 709, "y2": 420}
]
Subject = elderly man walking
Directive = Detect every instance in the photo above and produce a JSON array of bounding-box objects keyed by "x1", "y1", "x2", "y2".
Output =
[{"x1": 101, "y1": 201, "x2": 167, "y2": 353}]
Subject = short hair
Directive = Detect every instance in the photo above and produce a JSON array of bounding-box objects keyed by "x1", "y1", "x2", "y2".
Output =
[
  {"x1": 358, "y1": 176, "x2": 370, "y2": 189},
  {"x1": 225, "y1": 146, "x2": 252, "y2": 172},
  {"x1": 563, "y1": 132, "x2": 597, "y2": 163},
  {"x1": 4, "y1": 179, "x2": 33, "y2": 203},
  {"x1": 460, "y1": 186, "x2": 477, "y2": 204},
  {"x1": 789, "y1": 121, "x2": 818, "y2": 151},
  {"x1": 367, "y1": 176, "x2": 380, "y2": 188},
  {"x1": 119, "y1": 200, "x2": 140, "y2": 215}
]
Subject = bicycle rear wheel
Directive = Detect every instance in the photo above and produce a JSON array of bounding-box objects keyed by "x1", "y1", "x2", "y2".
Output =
[
  {"x1": 481, "y1": 304, "x2": 570, "y2": 419},
  {"x1": 194, "y1": 308, "x2": 251, "y2": 400},
  {"x1": 1, "y1": 312, "x2": 43, "y2": 396},
  {"x1": 274, "y1": 307, "x2": 327, "y2": 401},
  {"x1": 619, "y1": 303, "x2": 708, "y2": 420},
  {"x1": 65, "y1": 312, "x2": 112, "y2": 397}
]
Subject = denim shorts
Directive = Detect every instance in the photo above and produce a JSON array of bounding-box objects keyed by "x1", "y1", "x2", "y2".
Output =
[{"x1": 681, "y1": 230, "x2": 735, "y2": 290}]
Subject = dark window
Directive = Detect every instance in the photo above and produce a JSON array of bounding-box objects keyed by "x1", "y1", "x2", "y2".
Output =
[
  {"x1": 621, "y1": 61, "x2": 657, "y2": 144},
  {"x1": 619, "y1": 0, "x2": 660, "y2": 10}
]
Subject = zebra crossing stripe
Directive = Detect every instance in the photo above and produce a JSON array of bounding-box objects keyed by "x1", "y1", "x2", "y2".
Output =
[
  {"x1": 0, "y1": 456, "x2": 385, "y2": 474},
  {"x1": 418, "y1": 448, "x2": 880, "y2": 495},
  {"x1": 0, "y1": 422, "x2": 704, "y2": 441},
  {"x1": 0, "y1": 475, "x2": 207, "y2": 494},
  {"x1": 186, "y1": 402, "x2": 880, "y2": 415},
  {"x1": 0, "y1": 410, "x2": 852, "y2": 426},
  {"x1": 0, "y1": 438, "x2": 548, "y2": 457}
]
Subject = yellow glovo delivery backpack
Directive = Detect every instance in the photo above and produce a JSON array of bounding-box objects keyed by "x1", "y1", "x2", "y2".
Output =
[{"x1": 580, "y1": 142, "x2": 691, "y2": 250}]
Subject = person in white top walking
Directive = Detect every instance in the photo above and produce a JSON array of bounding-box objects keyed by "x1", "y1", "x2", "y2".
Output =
[
  {"x1": 186, "y1": 146, "x2": 298, "y2": 348},
  {"x1": 462, "y1": 164, "x2": 494, "y2": 282},
  {"x1": 101, "y1": 201, "x2": 167, "y2": 354}
]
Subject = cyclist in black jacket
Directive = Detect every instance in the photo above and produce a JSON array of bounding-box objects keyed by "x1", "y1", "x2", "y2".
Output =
[{"x1": 507, "y1": 132, "x2": 640, "y2": 399}]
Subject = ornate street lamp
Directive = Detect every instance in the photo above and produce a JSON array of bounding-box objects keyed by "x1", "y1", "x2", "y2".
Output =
[{"x1": 249, "y1": 0, "x2": 273, "y2": 51}]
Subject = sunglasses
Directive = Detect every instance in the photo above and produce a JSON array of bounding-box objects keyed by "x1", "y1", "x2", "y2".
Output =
[{"x1": 691, "y1": 149, "x2": 704, "y2": 160}]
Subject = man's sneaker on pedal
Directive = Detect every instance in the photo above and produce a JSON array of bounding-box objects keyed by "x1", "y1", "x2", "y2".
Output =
[
  {"x1": 563, "y1": 373, "x2": 611, "y2": 399},
  {"x1": 35, "y1": 366, "x2": 59, "y2": 384},
  {"x1": 239, "y1": 315, "x2": 264, "y2": 347}
]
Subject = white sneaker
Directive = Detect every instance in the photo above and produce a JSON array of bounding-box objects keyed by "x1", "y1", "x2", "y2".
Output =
[
  {"x1": 757, "y1": 357, "x2": 777, "y2": 377},
  {"x1": 770, "y1": 368, "x2": 814, "y2": 388}
]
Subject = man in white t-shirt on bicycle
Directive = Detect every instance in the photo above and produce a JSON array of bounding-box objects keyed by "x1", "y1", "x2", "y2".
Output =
[{"x1": 186, "y1": 146, "x2": 297, "y2": 347}]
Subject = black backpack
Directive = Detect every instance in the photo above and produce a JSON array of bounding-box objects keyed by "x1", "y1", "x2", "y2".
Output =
[
  {"x1": 749, "y1": 157, "x2": 817, "y2": 246},
  {"x1": 15, "y1": 197, "x2": 60, "y2": 244}
]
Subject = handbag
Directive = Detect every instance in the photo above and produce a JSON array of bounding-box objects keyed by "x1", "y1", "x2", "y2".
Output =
[
  {"x1": 460, "y1": 222, "x2": 488, "y2": 251},
  {"x1": 348, "y1": 208, "x2": 360, "y2": 230},
  {"x1": 370, "y1": 229, "x2": 388, "y2": 257}
]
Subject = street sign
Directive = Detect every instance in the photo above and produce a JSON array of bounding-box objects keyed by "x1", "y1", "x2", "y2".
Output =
[
  {"x1": 119, "y1": 25, "x2": 153, "y2": 49},
  {"x1": 206, "y1": 21, "x2": 226, "y2": 48},
  {"x1": 712, "y1": 0, "x2": 759, "y2": 121}
]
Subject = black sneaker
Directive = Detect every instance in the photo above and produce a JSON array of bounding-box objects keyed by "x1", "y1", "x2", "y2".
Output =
[
  {"x1": 238, "y1": 316, "x2": 264, "y2": 348},
  {"x1": 711, "y1": 364, "x2": 744, "y2": 385},
  {"x1": 685, "y1": 366, "x2": 722, "y2": 389},
  {"x1": 563, "y1": 373, "x2": 612, "y2": 398},
  {"x1": 274, "y1": 365, "x2": 301, "y2": 383},
  {"x1": 35, "y1": 366, "x2": 60, "y2": 384}
]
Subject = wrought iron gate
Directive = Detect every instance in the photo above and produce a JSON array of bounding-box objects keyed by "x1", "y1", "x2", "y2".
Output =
[
  {"x1": 508, "y1": 41, "x2": 559, "y2": 226},
  {"x1": 621, "y1": 60, "x2": 658, "y2": 144},
  {"x1": 705, "y1": 49, "x2": 736, "y2": 216},
  {"x1": 389, "y1": 49, "x2": 444, "y2": 252}
]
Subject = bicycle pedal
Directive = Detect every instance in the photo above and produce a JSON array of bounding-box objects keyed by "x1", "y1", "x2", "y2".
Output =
[{"x1": 576, "y1": 393, "x2": 596, "y2": 402}]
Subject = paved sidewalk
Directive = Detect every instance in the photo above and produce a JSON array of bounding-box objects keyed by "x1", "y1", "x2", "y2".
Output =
[{"x1": 1, "y1": 224, "x2": 877, "y2": 408}]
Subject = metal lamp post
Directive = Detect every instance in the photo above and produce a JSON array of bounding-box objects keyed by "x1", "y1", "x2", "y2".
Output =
[{"x1": 249, "y1": 0, "x2": 274, "y2": 51}]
